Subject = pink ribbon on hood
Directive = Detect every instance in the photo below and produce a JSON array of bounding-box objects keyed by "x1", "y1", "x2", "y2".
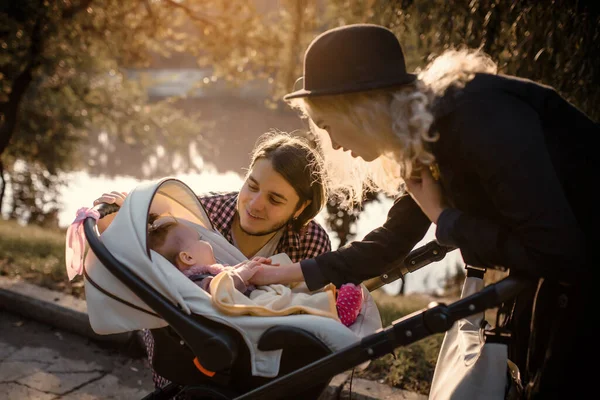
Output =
[{"x1": 65, "y1": 207, "x2": 100, "y2": 281}]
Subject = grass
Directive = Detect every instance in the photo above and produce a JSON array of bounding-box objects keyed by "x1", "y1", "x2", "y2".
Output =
[
  {"x1": 354, "y1": 289, "x2": 447, "y2": 394},
  {"x1": 1, "y1": 218, "x2": 453, "y2": 396},
  {"x1": 0, "y1": 219, "x2": 87, "y2": 297}
]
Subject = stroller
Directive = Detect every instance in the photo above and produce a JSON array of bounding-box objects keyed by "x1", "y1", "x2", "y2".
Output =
[{"x1": 80, "y1": 178, "x2": 530, "y2": 399}]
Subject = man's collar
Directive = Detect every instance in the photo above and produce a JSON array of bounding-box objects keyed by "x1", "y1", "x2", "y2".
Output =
[{"x1": 219, "y1": 192, "x2": 304, "y2": 251}]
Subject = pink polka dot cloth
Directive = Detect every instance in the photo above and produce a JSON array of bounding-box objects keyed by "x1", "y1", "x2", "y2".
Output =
[{"x1": 335, "y1": 283, "x2": 363, "y2": 326}]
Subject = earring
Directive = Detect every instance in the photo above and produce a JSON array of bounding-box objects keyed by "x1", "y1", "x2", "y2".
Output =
[{"x1": 429, "y1": 163, "x2": 441, "y2": 181}]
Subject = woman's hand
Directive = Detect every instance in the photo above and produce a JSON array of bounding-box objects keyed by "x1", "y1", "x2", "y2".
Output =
[
  {"x1": 251, "y1": 256, "x2": 280, "y2": 266},
  {"x1": 248, "y1": 262, "x2": 304, "y2": 286},
  {"x1": 405, "y1": 167, "x2": 447, "y2": 224}
]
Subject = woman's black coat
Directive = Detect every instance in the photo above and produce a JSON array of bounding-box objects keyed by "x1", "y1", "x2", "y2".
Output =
[{"x1": 301, "y1": 73, "x2": 595, "y2": 398}]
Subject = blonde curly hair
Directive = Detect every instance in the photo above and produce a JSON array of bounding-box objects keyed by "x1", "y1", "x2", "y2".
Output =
[{"x1": 287, "y1": 47, "x2": 497, "y2": 207}]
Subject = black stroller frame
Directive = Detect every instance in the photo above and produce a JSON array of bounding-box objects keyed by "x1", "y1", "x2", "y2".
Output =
[{"x1": 84, "y1": 203, "x2": 531, "y2": 400}]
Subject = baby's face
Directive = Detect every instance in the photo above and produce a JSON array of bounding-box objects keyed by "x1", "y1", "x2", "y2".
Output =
[{"x1": 175, "y1": 224, "x2": 216, "y2": 267}]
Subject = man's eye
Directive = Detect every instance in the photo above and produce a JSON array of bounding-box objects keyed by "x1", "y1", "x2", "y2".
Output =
[{"x1": 248, "y1": 185, "x2": 258, "y2": 191}]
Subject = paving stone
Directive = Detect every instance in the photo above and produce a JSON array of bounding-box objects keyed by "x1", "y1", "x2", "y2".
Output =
[
  {"x1": 2, "y1": 278, "x2": 428, "y2": 400},
  {"x1": 17, "y1": 370, "x2": 104, "y2": 395},
  {"x1": 0, "y1": 277, "x2": 133, "y2": 346},
  {"x1": 319, "y1": 372, "x2": 350, "y2": 399},
  {"x1": 46, "y1": 358, "x2": 103, "y2": 373},
  {"x1": 6, "y1": 346, "x2": 61, "y2": 363},
  {"x1": 339, "y1": 378, "x2": 428, "y2": 400},
  {"x1": 0, "y1": 382, "x2": 56, "y2": 400},
  {"x1": 0, "y1": 360, "x2": 48, "y2": 382},
  {"x1": 0, "y1": 342, "x2": 17, "y2": 361},
  {"x1": 61, "y1": 373, "x2": 151, "y2": 400}
]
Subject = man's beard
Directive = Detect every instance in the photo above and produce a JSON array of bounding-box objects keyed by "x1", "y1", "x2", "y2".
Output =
[{"x1": 238, "y1": 215, "x2": 293, "y2": 237}]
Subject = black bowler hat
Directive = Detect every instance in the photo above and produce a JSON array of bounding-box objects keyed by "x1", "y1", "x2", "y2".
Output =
[{"x1": 283, "y1": 24, "x2": 416, "y2": 100}]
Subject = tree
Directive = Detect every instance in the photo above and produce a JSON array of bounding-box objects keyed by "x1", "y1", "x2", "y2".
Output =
[
  {"x1": 3, "y1": 0, "x2": 595, "y2": 230},
  {"x1": 325, "y1": 0, "x2": 599, "y2": 121},
  {"x1": 316, "y1": 0, "x2": 599, "y2": 250},
  {"x1": 0, "y1": 0, "x2": 209, "y2": 221},
  {"x1": 0, "y1": 0, "x2": 344, "y2": 224}
]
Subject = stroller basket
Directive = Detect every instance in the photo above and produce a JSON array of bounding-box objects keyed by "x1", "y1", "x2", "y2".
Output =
[{"x1": 84, "y1": 199, "x2": 531, "y2": 400}]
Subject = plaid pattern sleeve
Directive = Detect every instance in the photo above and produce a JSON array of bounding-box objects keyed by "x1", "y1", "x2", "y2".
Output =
[{"x1": 197, "y1": 191, "x2": 238, "y2": 240}]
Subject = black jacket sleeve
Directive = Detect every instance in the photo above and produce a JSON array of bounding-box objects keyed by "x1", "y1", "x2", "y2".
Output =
[
  {"x1": 435, "y1": 92, "x2": 586, "y2": 281},
  {"x1": 301, "y1": 194, "x2": 430, "y2": 290}
]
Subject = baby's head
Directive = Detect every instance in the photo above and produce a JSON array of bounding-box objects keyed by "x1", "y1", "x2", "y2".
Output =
[{"x1": 147, "y1": 214, "x2": 216, "y2": 271}]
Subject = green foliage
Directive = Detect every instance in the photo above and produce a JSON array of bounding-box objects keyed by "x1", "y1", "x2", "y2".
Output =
[
  {"x1": 0, "y1": 0, "x2": 212, "y2": 221},
  {"x1": 2, "y1": 0, "x2": 596, "y2": 225},
  {"x1": 326, "y1": 0, "x2": 599, "y2": 121},
  {"x1": 355, "y1": 291, "x2": 445, "y2": 395},
  {"x1": 376, "y1": 298, "x2": 422, "y2": 327},
  {"x1": 372, "y1": 334, "x2": 443, "y2": 394},
  {"x1": 0, "y1": 0, "x2": 335, "y2": 223}
]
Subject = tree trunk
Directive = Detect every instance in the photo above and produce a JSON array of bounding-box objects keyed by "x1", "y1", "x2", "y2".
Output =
[
  {"x1": 0, "y1": 16, "x2": 44, "y2": 159},
  {"x1": 282, "y1": 0, "x2": 306, "y2": 93},
  {"x1": 0, "y1": 160, "x2": 5, "y2": 214},
  {"x1": 0, "y1": 0, "x2": 94, "y2": 158},
  {"x1": 0, "y1": 65, "x2": 35, "y2": 158}
]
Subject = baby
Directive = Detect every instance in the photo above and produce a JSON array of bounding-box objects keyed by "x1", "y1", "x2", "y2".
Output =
[
  {"x1": 147, "y1": 214, "x2": 363, "y2": 326},
  {"x1": 147, "y1": 214, "x2": 263, "y2": 295}
]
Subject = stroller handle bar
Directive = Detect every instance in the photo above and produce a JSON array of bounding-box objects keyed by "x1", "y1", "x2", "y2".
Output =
[
  {"x1": 234, "y1": 275, "x2": 532, "y2": 400},
  {"x1": 363, "y1": 240, "x2": 456, "y2": 292},
  {"x1": 97, "y1": 202, "x2": 120, "y2": 218}
]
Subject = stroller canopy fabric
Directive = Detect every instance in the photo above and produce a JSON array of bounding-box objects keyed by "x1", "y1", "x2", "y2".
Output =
[{"x1": 83, "y1": 178, "x2": 381, "y2": 377}]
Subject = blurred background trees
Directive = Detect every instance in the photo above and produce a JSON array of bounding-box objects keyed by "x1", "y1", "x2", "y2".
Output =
[
  {"x1": 331, "y1": 0, "x2": 599, "y2": 121},
  {"x1": 1, "y1": 0, "x2": 597, "y2": 236}
]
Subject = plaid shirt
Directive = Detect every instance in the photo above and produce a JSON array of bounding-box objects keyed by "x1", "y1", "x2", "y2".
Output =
[
  {"x1": 199, "y1": 191, "x2": 331, "y2": 262},
  {"x1": 144, "y1": 191, "x2": 331, "y2": 390}
]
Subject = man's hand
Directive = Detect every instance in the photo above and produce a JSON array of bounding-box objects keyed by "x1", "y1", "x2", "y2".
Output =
[
  {"x1": 93, "y1": 191, "x2": 128, "y2": 233},
  {"x1": 93, "y1": 191, "x2": 128, "y2": 207}
]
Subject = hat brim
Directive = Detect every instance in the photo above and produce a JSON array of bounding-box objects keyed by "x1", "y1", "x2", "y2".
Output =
[{"x1": 283, "y1": 74, "x2": 417, "y2": 100}]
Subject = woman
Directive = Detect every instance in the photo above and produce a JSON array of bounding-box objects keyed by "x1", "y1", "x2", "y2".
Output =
[
  {"x1": 94, "y1": 131, "x2": 335, "y2": 391},
  {"x1": 250, "y1": 24, "x2": 594, "y2": 399}
]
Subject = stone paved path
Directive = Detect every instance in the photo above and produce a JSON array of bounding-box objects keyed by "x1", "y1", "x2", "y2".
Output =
[
  {"x1": 0, "y1": 277, "x2": 427, "y2": 400},
  {"x1": 0, "y1": 310, "x2": 153, "y2": 400}
]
